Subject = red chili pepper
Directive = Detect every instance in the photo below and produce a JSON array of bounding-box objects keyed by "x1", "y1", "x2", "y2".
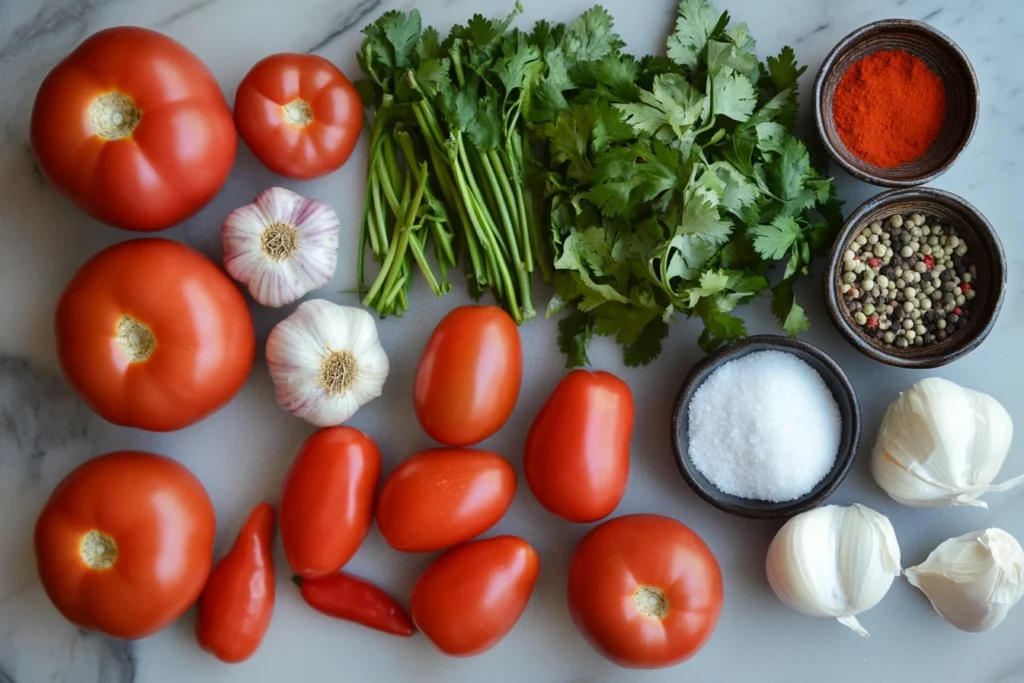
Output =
[
  {"x1": 961, "y1": 282, "x2": 972, "y2": 292},
  {"x1": 924, "y1": 254, "x2": 935, "y2": 269},
  {"x1": 294, "y1": 572, "x2": 415, "y2": 637},
  {"x1": 868, "y1": 257, "x2": 881, "y2": 268},
  {"x1": 867, "y1": 315, "x2": 879, "y2": 328},
  {"x1": 954, "y1": 307, "x2": 962, "y2": 316},
  {"x1": 196, "y1": 502, "x2": 276, "y2": 663}
]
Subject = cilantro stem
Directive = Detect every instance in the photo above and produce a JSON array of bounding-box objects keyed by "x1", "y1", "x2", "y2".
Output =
[
  {"x1": 482, "y1": 148, "x2": 534, "y2": 320},
  {"x1": 407, "y1": 230, "x2": 442, "y2": 296},
  {"x1": 381, "y1": 160, "x2": 428, "y2": 306}
]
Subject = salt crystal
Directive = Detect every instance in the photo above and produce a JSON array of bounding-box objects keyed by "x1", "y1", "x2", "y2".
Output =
[{"x1": 687, "y1": 350, "x2": 841, "y2": 503}]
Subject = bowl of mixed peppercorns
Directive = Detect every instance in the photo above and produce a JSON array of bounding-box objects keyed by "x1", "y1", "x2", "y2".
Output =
[{"x1": 825, "y1": 187, "x2": 1006, "y2": 368}]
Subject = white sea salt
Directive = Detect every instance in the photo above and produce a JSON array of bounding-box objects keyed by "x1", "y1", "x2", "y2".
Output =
[{"x1": 687, "y1": 350, "x2": 841, "y2": 503}]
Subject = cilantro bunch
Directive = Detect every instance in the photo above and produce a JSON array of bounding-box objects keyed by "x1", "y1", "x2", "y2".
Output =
[
  {"x1": 356, "y1": 3, "x2": 543, "y2": 323},
  {"x1": 526, "y1": 0, "x2": 843, "y2": 366}
]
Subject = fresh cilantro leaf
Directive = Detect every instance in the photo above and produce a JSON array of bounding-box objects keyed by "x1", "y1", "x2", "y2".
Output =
[
  {"x1": 417, "y1": 26, "x2": 442, "y2": 61},
  {"x1": 751, "y1": 215, "x2": 801, "y2": 260},
  {"x1": 771, "y1": 279, "x2": 810, "y2": 336},
  {"x1": 667, "y1": 0, "x2": 723, "y2": 70},
  {"x1": 683, "y1": 269, "x2": 730, "y2": 307},
  {"x1": 439, "y1": 88, "x2": 478, "y2": 131},
  {"x1": 562, "y1": 6, "x2": 624, "y2": 63},
  {"x1": 623, "y1": 317, "x2": 670, "y2": 366},
  {"x1": 528, "y1": 48, "x2": 573, "y2": 123},
  {"x1": 710, "y1": 161, "x2": 760, "y2": 216},
  {"x1": 676, "y1": 183, "x2": 733, "y2": 246},
  {"x1": 615, "y1": 73, "x2": 704, "y2": 142},
  {"x1": 710, "y1": 68, "x2": 757, "y2": 121},
  {"x1": 545, "y1": 108, "x2": 596, "y2": 183},
  {"x1": 765, "y1": 137, "x2": 817, "y2": 216},
  {"x1": 495, "y1": 37, "x2": 542, "y2": 95},
  {"x1": 766, "y1": 46, "x2": 806, "y2": 92},
  {"x1": 467, "y1": 94, "x2": 502, "y2": 150},
  {"x1": 558, "y1": 308, "x2": 593, "y2": 369},
  {"x1": 754, "y1": 121, "x2": 787, "y2": 156}
]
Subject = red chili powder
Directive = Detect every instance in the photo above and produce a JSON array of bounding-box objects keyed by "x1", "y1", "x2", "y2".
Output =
[{"x1": 832, "y1": 49, "x2": 947, "y2": 168}]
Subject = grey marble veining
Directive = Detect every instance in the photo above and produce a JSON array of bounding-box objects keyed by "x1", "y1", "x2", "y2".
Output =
[{"x1": 1, "y1": 0, "x2": 1023, "y2": 681}]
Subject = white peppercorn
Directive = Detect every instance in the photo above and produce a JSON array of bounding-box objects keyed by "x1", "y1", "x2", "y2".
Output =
[{"x1": 890, "y1": 215, "x2": 903, "y2": 229}]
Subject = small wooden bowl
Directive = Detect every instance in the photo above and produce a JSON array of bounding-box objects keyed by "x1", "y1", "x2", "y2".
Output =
[
  {"x1": 670, "y1": 336, "x2": 861, "y2": 520},
  {"x1": 825, "y1": 187, "x2": 1006, "y2": 368},
  {"x1": 814, "y1": 19, "x2": 979, "y2": 187}
]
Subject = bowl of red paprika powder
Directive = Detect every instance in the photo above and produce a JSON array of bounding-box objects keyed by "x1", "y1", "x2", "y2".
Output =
[{"x1": 814, "y1": 19, "x2": 979, "y2": 187}]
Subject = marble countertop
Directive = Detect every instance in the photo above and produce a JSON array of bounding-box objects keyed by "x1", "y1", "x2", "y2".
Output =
[{"x1": 1, "y1": 0, "x2": 1022, "y2": 681}]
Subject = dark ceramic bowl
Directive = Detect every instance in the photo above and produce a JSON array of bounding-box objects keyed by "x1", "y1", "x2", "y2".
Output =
[
  {"x1": 825, "y1": 187, "x2": 1006, "y2": 368},
  {"x1": 670, "y1": 336, "x2": 860, "y2": 520},
  {"x1": 814, "y1": 19, "x2": 979, "y2": 187}
]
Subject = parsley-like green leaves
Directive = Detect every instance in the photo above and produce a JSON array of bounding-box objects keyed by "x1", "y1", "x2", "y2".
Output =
[{"x1": 530, "y1": 0, "x2": 841, "y2": 366}]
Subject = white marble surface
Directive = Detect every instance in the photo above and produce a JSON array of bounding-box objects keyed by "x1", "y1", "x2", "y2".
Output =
[{"x1": 1, "y1": 0, "x2": 1023, "y2": 681}]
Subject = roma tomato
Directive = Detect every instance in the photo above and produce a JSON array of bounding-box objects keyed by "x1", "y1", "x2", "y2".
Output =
[
  {"x1": 377, "y1": 449, "x2": 516, "y2": 552},
  {"x1": 414, "y1": 306, "x2": 522, "y2": 447},
  {"x1": 195, "y1": 502, "x2": 275, "y2": 663},
  {"x1": 279, "y1": 427, "x2": 381, "y2": 579},
  {"x1": 30, "y1": 27, "x2": 235, "y2": 231},
  {"x1": 234, "y1": 53, "x2": 362, "y2": 180},
  {"x1": 34, "y1": 451, "x2": 216, "y2": 640},
  {"x1": 55, "y1": 238, "x2": 255, "y2": 432},
  {"x1": 410, "y1": 536, "x2": 539, "y2": 656},
  {"x1": 525, "y1": 370, "x2": 634, "y2": 522},
  {"x1": 567, "y1": 514, "x2": 723, "y2": 669}
]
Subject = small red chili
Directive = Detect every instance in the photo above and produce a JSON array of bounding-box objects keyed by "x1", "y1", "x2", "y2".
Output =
[
  {"x1": 867, "y1": 315, "x2": 879, "y2": 328},
  {"x1": 924, "y1": 255, "x2": 935, "y2": 269},
  {"x1": 961, "y1": 282, "x2": 972, "y2": 292}
]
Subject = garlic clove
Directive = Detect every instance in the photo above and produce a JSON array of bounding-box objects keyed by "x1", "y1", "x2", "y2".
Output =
[
  {"x1": 766, "y1": 504, "x2": 901, "y2": 638},
  {"x1": 870, "y1": 377, "x2": 1019, "y2": 508},
  {"x1": 905, "y1": 528, "x2": 1024, "y2": 632},
  {"x1": 222, "y1": 187, "x2": 340, "y2": 308},
  {"x1": 266, "y1": 300, "x2": 389, "y2": 426}
]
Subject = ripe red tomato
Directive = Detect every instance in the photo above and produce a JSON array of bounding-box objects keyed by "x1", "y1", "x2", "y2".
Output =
[
  {"x1": 279, "y1": 427, "x2": 381, "y2": 579},
  {"x1": 34, "y1": 451, "x2": 216, "y2": 639},
  {"x1": 30, "y1": 27, "x2": 235, "y2": 231},
  {"x1": 414, "y1": 306, "x2": 522, "y2": 447},
  {"x1": 525, "y1": 370, "x2": 634, "y2": 522},
  {"x1": 54, "y1": 238, "x2": 255, "y2": 432},
  {"x1": 195, "y1": 502, "x2": 275, "y2": 663},
  {"x1": 377, "y1": 449, "x2": 516, "y2": 552},
  {"x1": 567, "y1": 514, "x2": 723, "y2": 669},
  {"x1": 411, "y1": 536, "x2": 539, "y2": 656},
  {"x1": 234, "y1": 53, "x2": 363, "y2": 180}
]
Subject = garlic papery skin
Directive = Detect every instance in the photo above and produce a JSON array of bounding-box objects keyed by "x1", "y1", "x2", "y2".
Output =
[
  {"x1": 765, "y1": 504, "x2": 901, "y2": 638},
  {"x1": 266, "y1": 299, "x2": 389, "y2": 426},
  {"x1": 905, "y1": 529, "x2": 1024, "y2": 633},
  {"x1": 222, "y1": 187, "x2": 340, "y2": 308},
  {"x1": 871, "y1": 378, "x2": 1019, "y2": 508}
]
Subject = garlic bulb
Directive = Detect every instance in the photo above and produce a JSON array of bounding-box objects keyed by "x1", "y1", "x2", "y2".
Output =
[
  {"x1": 871, "y1": 378, "x2": 1020, "y2": 508},
  {"x1": 905, "y1": 529, "x2": 1024, "y2": 633},
  {"x1": 266, "y1": 299, "x2": 389, "y2": 426},
  {"x1": 222, "y1": 187, "x2": 340, "y2": 308},
  {"x1": 766, "y1": 504, "x2": 901, "y2": 637}
]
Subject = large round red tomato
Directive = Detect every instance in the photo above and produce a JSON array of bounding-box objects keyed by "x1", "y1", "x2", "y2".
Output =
[
  {"x1": 30, "y1": 27, "x2": 236, "y2": 231},
  {"x1": 410, "y1": 536, "x2": 539, "y2": 656},
  {"x1": 567, "y1": 514, "x2": 723, "y2": 669},
  {"x1": 377, "y1": 449, "x2": 516, "y2": 552},
  {"x1": 414, "y1": 306, "x2": 522, "y2": 447},
  {"x1": 55, "y1": 238, "x2": 255, "y2": 432},
  {"x1": 34, "y1": 451, "x2": 216, "y2": 639},
  {"x1": 279, "y1": 427, "x2": 381, "y2": 579},
  {"x1": 525, "y1": 370, "x2": 634, "y2": 522},
  {"x1": 234, "y1": 53, "x2": 362, "y2": 180}
]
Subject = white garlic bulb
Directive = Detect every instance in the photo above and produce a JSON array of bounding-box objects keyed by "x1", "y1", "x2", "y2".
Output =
[
  {"x1": 222, "y1": 187, "x2": 340, "y2": 308},
  {"x1": 266, "y1": 299, "x2": 389, "y2": 426},
  {"x1": 766, "y1": 504, "x2": 901, "y2": 637},
  {"x1": 871, "y1": 378, "x2": 1020, "y2": 508},
  {"x1": 905, "y1": 529, "x2": 1024, "y2": 633}
]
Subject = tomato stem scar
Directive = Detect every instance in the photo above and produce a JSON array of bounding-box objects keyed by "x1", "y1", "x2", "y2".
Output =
[
  {"x1": 90, "y1": 92, "x2": 140, "y2": 139},
  {"x1": 282, "y1": 99, "x2": 314, "y2": 128},
  {"x1": 116, "y1": 316, "x2": 155, "y2": 363},
  {"x1": 81, "y1": 530, "x2": 118, "y2": 570},
  {"x1": 634, "y1": 585, "x2": 669, "y2": 620}
]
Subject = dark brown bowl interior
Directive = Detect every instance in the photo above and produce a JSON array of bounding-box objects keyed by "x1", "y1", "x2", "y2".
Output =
[
  {"x1": 670, "y1": 336, "x2": 861, "y2": 520},
  {"x1": 825, "y1": 187, "x2": 1006, "y2": 368},
  {"x1": 814, "y1": 19, "x2": 979, "y2": 187}
]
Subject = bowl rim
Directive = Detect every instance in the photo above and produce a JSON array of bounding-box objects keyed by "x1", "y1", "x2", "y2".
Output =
[
  {"x1": 670, "y1": 335, "x2": 861, "y2": 520},
  {"x1": 824, "y1": 186, "x2": 1007, "y2": 368},
  {"x1": 813, "y1": 18, "x2": 979, "y2": 188}
]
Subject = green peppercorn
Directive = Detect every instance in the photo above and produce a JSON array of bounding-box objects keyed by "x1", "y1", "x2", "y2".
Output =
[
  {"x1": 862, "y1": 303, "x2": 876, "y2": 316},
  {"x1": 883, "y1": 331, "x2": 896, "y2": 343},
  {"x1": 900, "y1": 246, "x2": 913, "y2": 258},
  {"x1": 890, "y1": 215, "x2": 904, "y2": 229},
  {"x1": 912, "y1": 213, "x2": 925, "y2": 226},
  {"x1": 855, "y1": 312, "x2": 867, "y2": 325}
]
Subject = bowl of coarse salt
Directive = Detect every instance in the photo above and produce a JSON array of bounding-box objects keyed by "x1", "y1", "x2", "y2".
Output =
[{"x1": 670, "y1": 335, "x2": 861, "y2": 520}]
